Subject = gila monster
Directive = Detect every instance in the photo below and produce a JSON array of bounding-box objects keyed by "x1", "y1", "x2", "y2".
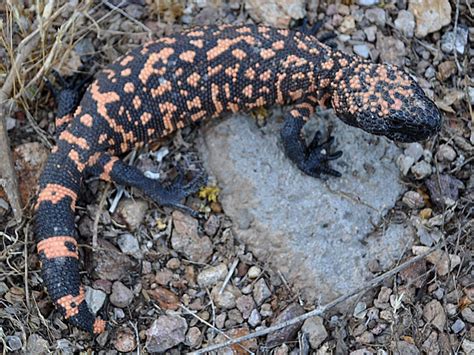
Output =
[{"x1": 34, "y1": 24, "x2": 442, "y2": 334}]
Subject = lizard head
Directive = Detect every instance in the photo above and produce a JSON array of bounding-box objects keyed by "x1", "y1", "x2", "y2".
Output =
[{"x1": 330, "y1": 62, "x2": 442, "y2": 142}]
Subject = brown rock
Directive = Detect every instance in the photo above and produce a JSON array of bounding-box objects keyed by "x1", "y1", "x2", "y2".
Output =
[
  {"x1": 114, "y1": 327, "x2": 137, "y2": 352},
  {"x1": 266, "y1": 303, "x2": 305, "y2": 347},
  {"x1": 409, "y1": 0, "x2": 451, "y2": 38},
  {"x1": 148, "y1": 286, "x2": 179, "y2": 310},
  {"x1": 92, "y1": 240, "x2": 135, "y2": 281}
]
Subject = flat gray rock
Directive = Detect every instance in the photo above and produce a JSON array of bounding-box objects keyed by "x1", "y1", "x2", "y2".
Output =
[{"x1": 198, "y1": 110, "x2": 413, "y2": 302}]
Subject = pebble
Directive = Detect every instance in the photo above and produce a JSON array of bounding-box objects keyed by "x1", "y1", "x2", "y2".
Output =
[
  {"x1": 85, "y1": 286, "x2": 107, "y2": 314},
  {"x1": 356, "y1": 331, "x2": 375, "y2": 344},
  {"x1": 26, "y1": 334, "x2": 49, "y2": 355},
  {"x1": 211, "y1": 283, "x2": 241, "y2": 309},
  {"x1": 110, "y1": 281, "x2": 134, "y2": 308},
  {"x1": 248, "y1": 309, "x2": 262, "y2": 327},
  {"x1": 425, "y1": 66, "x2": 436, "y2": 79},
  {"x1": 397, "y1": 155, "x2": 415, "y2": 175},
  {"x1": 357, "y1": 0, "x2": 379, "y2": 6},
  {"x1": 244, "y1": 0, "x2": 306, "y2": 28},
  {"x1": 426, "y1": 174, "x2": 464, "y2": 207},
  {"x1": 441, "y1": 26, "x2": 469, "y2": 54},
  {"x1": 409, "y1": 0, "x2": 451, "y2": 37},
  {"x1": 350, "y1": 349, "x2": 374, "y2": 355},
  {"x1": 171, "y1": 211, "x2": 213, "y2": 262},
  {"x1": 411, "y1": 161, "x2": 432, "y2": 180},
  {"x1": 451, "y1": 318, "x2": 465, "y2": 333},
  {"x1": 274, "y1": 343, "x2": 290, "y2": 355},
  {"x1": 146, "y1": 315, "x2": 188, "y2": 353},
  {"x1": 0, "y1": 282, "x2": 8, "y2": 296},
  {"x1": 185, "y1": 327, "x2": 202, "y2": 348},
  {"x1": 6, "y1": 336, "x2": 22, "y2": 351},
  {"x1": 461, "y1": 307, "x2": 474, "y2": 323},
  {"x1": 197, "y1": 263, "x2": 228, "y2": 287},
  {"x1": 142, "y1": 260, "x2": 152, "y2": 274},
  {"x1": 227, "y1": 308, "x2": 244, "y2": 325},
  {"x1": 421, "y1": 331, "x2": 439, "y2": 354},
  {"x1": 215, "y1": 313, "x2": 226, "y2": 329},
  {"x1": 253, "y1": 278, "x2": 272, "y2": 305},
  {"x1": 402, "y1": 191, "x2": 425, "y2": 209},
  {"x1": 413, "y1": 246, "x2": 461, "y2": 276},
  {"x1": 204, "y1": 214, "x2": 220, "y2": 236},
  {"x1": 261, "y1": 303, "x2": 273, "y2": 317},
  {"x1": 364, "y1": 26, "x2": 377, "y2": 42},
  {"x1": 247, "y1": 265, "x2": 261, "y2": 279},
  {"x1": 155, "y1": 269, "x2": 173, "y2": 286},
  {"x1": 437, "y1": 61, "x2": 457, "y2": 81},
  {"x1": 114, "y1": 307, "x2": 125, "y2": 319},
  {"x1": 405, "y1": 143, "x2": 424, "y2": 161},
  {"x1": 353, "y1": 44, "x2": 370, "y2": 58},
  {"x1": 353, "y1": 302, "x2": 367, "y2": 319},
  {"x1": 114, "y1": 327, "x2": 137, "y2": 352},
  {"x1": 148, "y1": 286, "x2": 179, "y2": 310},
  {"x1": 394, "y1": 10, "x2": 415, "y2": 38},
  {"x1": 93, "y1": 240, "x2": 135, "y2": 281},
  {"x1": 339, "y1": 15, "x2": 356, "y2": 34},
  {"x1": 436, "y1": 144, "x2": 457, "y2": 162},
  {"x1": 214, "y1": 327, "x2": 258, "y2": 353},
  {"x1": 114, "y1": 199, "x2": 148, "y2": 231},
  {"x1": 117, "y1": 233, "x2": 141, "y2": 257},
  {"x1": 391, "y1": 340, "x2": 420, "y2": 354},
  {"x1": 236, "y1": 295, "x2": 257, "y2": 319},
  {"x1": 301, "y1": 317, "x2": 328, "y2": 349},
  {"x1": 461, "y1": 339, "x2": 474, "y2": 354},
  {"x1": 365, "y1": 8, "x2": 386, "y2": 27},
  {"x1": 446, "y1": 303, "x2": 457, "y2": 316},
  {"x1": 166, "y1": 257, "x2": 181, "y2": 270},
  {"x1": 266, "y1": 304, "x2": 305, "y2": 348},
  {"x1": 423, "y1": 299, "x2": 446, "y2": 331},
  {"x1": 377, "y1": 35, "x2": 406, "y2": 66}
]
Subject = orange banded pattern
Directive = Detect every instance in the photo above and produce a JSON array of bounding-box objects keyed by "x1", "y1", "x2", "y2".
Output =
[{"x1": 37, "y1": 236, "x2": 78, "y2": 259}]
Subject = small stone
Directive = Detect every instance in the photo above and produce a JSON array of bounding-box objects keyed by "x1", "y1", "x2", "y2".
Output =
[
  {"x1": 426, "y1": 174, "x2": 464, "y2": 208},
  {"x1": 142, "y1": 260, "x2": 152, "y2": 274},
  {"x1": 436, "y1": 144, "x2": 456, "y2": 162},
  {"x1": 185, "y1": 327, "x2": 202, "y2": 348},
  {"x1": 148, "y1": 286, "x2": 179, "y2": 310},
  {"x1": 6, "y1": 336, "x2": 22, "y2": 351},
  {"x1": 26, "y1": 334, "x2": 49, "y2": 355},
  {"x1": 211, "y1": 283, "x2": 241, "y2": 309},
  {"x1": 413, "y1": 246, "x2": 461, "y2": 276},
  {"x1": 114, "y1": 307, "x2": 125, "y2": 319},
  {"x1": 441, "y1": 26, "x2": 469, "y2": 54},
  {"x1": 204, "y1": 214, "x2": 220, "y2": 236},
  {"x1": 405, "y1": 143, "x2": 424, "y2": 161},
  {"x1": 461, "y1": 307, "x2": 474, "y2": 323},
  {"x1": 461, "y1": 339, "x2": 474, "y2": 354},
  {"x1": 402, "y1": 191, "x2": 425, "y2": 209},
  {"x1": 248, "y1": 309, "x2": 262, "y2": 327},
  {"x1": 353, "y1": 44, "x2": 370, "y2": 59},
  {"x1": 377, "y1": 35, "x2": 406, "y2": 67},
  {"x1": 213, "y1": 327, "x2": 258, "y2": 353},
  {"x1": 266, "y1": 303, "x2": 305, "y2": 348},
  {"x1": 236, "y1": 295, "x2": 256, "y2": 319},
  {"x1": 421, "y1": 331, "x2": 439, "y2": 354},
  {"x1": 437, "y1": 61, "x2": 457, "y2": 81},
  {"x1": 423, "y1": 299, "x2": 446, "y2": 331},
  {"x1": 155, "y1": 270, "x2": 173, "y2": 286},
  {"x1": 228, "y1": 308, "x2": 244, "y2": 324},
  {"x1": 114, "y1": 327, "x2": 137, "y2": 352},
  {"x1": 451, "y1": 318, "x2": 465, "y2": 333},
  {"x1": 394, "y1": 10, "x2": 415, "y2": 38},
  {"x1": 301, "y1": 316, "x2": 328, "y2": 349},
  {"x1": 391, "y1": 340, "x2": 420, "y2": 354},
  {"x1": 247, "y1": 265, "x2": 261, "y2": 279},
  {"x1": 356, "y1": 331, "x2": 375, "y2": 344},
  {"x1": 110, "y1": 281, "x2": 134, "y2": 308},
  {"x1": 357, "y1": 0, "x2": 379, "y2": 5},
  {"x1": 166, "y1": 257, "x2": 181, "y2": 270},
  {"x1": 397, "y1": 155, "x2": 415, "y2": 175},
  {"x1": 117, "y1": 233, "x2": 141, "y2": 257},
  {"x1": 376, "y1": 286, "x2": 392, "y2": 305},
  {"x1": 274, "y1": 343, "x2": 290, "y2": 355},
  {"x1": 244, "y1": 0, "x2": 306, "y2": 28},
  {"x1": 85, "y1": 286, "x2": 106, "y2": 314},
  {"x1": 93, "y1": 240, "x2": 135, "y2": 281},
  {"x1": 411, "y1": 161, "x2": 432, "y2": 180},
  {"x1": 261, "y1": 303, "x2": 273, "y2": 317},
  {"x1": 353, "y1": 302, "x2": 367, "y2": 319},
  {"x1": 92, "y1": 279, "x2": 112, "y2": 294},
  {"x1": 339, "y1": 15, "x2": 356, "y2": 34},
  {"x1": 425, "y1": 66, "x2": 436, "y2": 79},
  {"x1": 253, "y1": 278, "x2": 272, "y2": 305},
  {"x1": 0, "y1": 282, "x2": 8, "y2": 296},
  {"x1": 146, "y1": 315, "x2": 188, "y2": 353},
  {"x1": 365, "y1": 8, "x2": 386, "y2": 27},
  {"x1": 114, "y1": 199, "x2": 148, "y2": 231},
  {"x1": 350, "y1": 349, "x2": 374, "y2": 355},
  {"x1": 171, "y1": 211, "x2": 213, "y2": 262},
  {"x1": 364, "y1": 26, "x2": 377, "y2": 42},
  {"x1": 197, "y1": 263, "x2": 228, "y2": 287},
  {"x1": 433, "y1": 287, "x2": 444, "y2": 300},
  {"x1": 409, "y1": 0, "x2": 451, "y2": 38},
  {"x1": 215, "y1": 313, "x2": 226, "y2": 329},
  {"x1": 446, "y1": 303, "x2": 457, "y2": 316}
]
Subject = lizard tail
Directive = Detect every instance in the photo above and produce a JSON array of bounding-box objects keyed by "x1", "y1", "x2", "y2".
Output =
[{"x1": 34, "y1": 145, "x2": 106, "y2": 334}]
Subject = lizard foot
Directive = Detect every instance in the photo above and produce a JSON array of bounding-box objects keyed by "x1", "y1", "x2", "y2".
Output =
[{"x1": 299, "y1": 132, "x2": 343, "y2": 178}]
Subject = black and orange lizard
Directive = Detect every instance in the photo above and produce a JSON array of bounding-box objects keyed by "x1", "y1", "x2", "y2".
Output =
[{"x1": 34, "y1": 24, "x2": 442, "y2": 334}]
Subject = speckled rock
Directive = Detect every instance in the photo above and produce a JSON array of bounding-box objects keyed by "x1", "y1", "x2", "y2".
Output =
[
  {"x1": 408, "y1": 0, "x2": 451, "y2": 38},
  {"x1": 245, "y1": 0, "x2": 305, "y2": 28},
  {"x1": 199, "y1": 113, "x2": 410, "y2": 303},
  {"x1": 146, "y1": 315, "x2": 188, "y2": 353}
]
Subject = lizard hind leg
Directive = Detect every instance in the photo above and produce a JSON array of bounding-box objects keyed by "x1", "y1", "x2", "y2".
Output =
[{"x1": 87, "y1": 153, "x2": 207, "y2": 217}]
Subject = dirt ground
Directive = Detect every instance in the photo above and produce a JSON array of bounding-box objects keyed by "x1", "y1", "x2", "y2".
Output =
[{"x1": 0, "y1": 0, "x2": 472, "y2": 354}]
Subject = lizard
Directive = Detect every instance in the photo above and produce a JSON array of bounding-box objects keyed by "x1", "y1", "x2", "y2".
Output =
[{"x1": 34, "y1": 24, "x2": 442, "y2": 334}]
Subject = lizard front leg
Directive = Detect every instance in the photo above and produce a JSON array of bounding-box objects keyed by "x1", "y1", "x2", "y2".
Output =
[{"x1": 280, "y1": 96, "x2": 343, "y2": 178}]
